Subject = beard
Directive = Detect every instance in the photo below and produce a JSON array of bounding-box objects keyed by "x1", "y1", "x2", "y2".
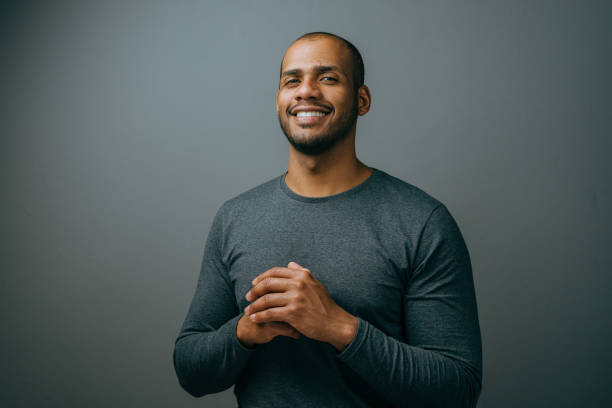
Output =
[{"x1": 278, "y1": 94, "x2": 359, "y2": 156}]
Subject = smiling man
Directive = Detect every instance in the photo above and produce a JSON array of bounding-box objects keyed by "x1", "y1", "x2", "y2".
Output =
[{"x1": 173, "y1": 32, "x2": 483, "y2": 407}]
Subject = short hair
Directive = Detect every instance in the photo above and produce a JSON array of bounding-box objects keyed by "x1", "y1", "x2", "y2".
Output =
[{"x1": 281, "y1": 31, "x2": 365, "y2": 92}]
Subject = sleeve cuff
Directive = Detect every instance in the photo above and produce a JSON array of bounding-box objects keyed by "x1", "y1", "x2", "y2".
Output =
[{"x1": 335, "y1": 316, "x2": 368, "y2": 361}]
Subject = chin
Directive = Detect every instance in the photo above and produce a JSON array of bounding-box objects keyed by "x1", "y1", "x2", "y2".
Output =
[{"x1": 288, "y1": 135, "x2": 339, "y2": 156}]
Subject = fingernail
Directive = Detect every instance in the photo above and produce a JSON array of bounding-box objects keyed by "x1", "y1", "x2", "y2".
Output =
[
  {"x1": 244, "y1": 306, "x2": 250, "y2": 314},
  {"x1": 250, "y1": 314, "x2": 256, "y2": 320}
]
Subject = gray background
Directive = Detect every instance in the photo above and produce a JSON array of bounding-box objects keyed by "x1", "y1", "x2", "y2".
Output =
[{"x1": 2, "y1": 1, "x2": 611, "y2": 407}]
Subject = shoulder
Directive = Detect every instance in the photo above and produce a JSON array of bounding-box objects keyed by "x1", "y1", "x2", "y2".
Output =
[
  {"x1": 216, "y1": 173, "x2": 282, "y2": 220},
  {"x1": 377, "y1": 172, "x2": 468, "y2": 257},
  {"x1": 371, "y1": 168, "x2": 444, "y2": 221}
]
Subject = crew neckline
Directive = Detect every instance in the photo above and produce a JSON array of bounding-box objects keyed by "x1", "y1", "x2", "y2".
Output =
[{"x1": 279, "y1": 167, "x2": 381, "y2": 203}]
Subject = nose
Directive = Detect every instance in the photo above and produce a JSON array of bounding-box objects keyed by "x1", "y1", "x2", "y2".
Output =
[{"x1": 295, "y1": 77, "x2": 321, "y2": 100}]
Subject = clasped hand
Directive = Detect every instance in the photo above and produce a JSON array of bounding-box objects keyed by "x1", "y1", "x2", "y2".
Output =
[{"x1": 244, "y1": 261, "x2": 357, "y2": 350}]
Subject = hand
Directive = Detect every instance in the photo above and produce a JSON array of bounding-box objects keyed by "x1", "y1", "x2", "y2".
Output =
[
  {"x1": 244, "y1": 262, "x2": 358, "y2": 352},
  {"x1": 236, "y1": 313, "x2": 301, "y2": 349}
]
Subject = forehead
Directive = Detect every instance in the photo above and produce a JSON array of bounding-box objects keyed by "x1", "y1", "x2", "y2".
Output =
[{"x1": 281, "y1": 37, "x2": 351, "y2": 75}]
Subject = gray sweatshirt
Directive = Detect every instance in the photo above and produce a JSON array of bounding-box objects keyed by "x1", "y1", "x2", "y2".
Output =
[{"x1": 173, "y1": 168, "x2": 482, "y2": 407}]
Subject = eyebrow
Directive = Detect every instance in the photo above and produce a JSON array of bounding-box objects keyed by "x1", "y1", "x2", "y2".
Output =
[{"x1": 281, "y1": 65, "x2": 344, "y2": 78}]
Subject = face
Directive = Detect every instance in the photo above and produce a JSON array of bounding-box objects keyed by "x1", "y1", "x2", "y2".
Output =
[{"x1": 276, "y1": 37, "x2": 363, "y2": 156}]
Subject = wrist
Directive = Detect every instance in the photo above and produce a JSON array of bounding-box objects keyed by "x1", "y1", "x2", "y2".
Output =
[
  {"x1": 329, "y1": 313, "x2": 359, "y2": 353},
  {"x1": 237, "y1": 315, "x2": 257, "y2": 349}
]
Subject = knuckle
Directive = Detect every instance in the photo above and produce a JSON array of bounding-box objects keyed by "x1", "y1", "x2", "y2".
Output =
[{"x1": 295, "y1": 280, "x2": 306, "y2": 290}]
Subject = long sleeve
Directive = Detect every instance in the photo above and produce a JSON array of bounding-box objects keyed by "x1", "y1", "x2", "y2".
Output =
[
  {"x1": 173, "y1": 204, "x2": 256, "y2": 397},
  {"x1": 335, "y1": 204, "x2": 483, "y2": 407}
]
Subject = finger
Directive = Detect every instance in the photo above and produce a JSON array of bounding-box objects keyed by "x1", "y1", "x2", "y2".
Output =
[
  {"x1": 249, "y1": 306, "x2": 289, "y2": 323},
  {"x1": 245, "y1": 292, "x2": 290, "y2": 315},
  {"x1": 288, "y1": 261, "x2": 308, "y2": 270},
  {"x1": 246, "y1": 277, "x2": 299, "y2": 301},
  {"x1": 267, "y1": 321, "x2": 293, "y2": 331},
  {"x1": 268, "y1": 321, "x2": 300, "y2": 338},
  {"x1": 251, "y1": 266, "x2": 307, "y2": 286}
]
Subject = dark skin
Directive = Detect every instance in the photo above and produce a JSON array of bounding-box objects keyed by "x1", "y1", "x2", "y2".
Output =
[
  {"x1": 236, "y1": 36, "x2": 371, "y2": 351},
  {"x1": 238, "y1": 262, "x2": 358, "y2": 351}
]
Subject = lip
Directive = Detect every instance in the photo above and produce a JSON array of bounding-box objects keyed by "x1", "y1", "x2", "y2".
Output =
[
  {"x1": 289, "y1": 104, "x2": 332, "y2": 126},
  {"x1": 293, "y1": 114, "x2": 328, "y2": 125},
  {"x1": 290, "y1": 105, "x2": 332, "y2": 115}
]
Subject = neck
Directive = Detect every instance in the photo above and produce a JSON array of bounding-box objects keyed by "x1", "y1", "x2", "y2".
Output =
[{"x1": 284, "y1": 134, "x2": 373, "y2": 197}]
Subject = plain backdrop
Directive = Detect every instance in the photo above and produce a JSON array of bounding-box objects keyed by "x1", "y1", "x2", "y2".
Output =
[{"x1": 1, "y1": 1, "x2": 611, "y2": 407}]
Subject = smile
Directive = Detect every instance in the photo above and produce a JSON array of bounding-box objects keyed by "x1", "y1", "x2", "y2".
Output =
[{"x1": 292, "y1": 111, "x2": 330, "y2": 125}]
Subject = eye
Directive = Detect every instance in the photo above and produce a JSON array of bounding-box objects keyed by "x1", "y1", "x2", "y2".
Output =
[
  {"x1": 285, "y1": 78, "x2": 299, "y2": 85},
  {"x1": 321, "y1": 76, "x2": 338, "y2": 82}
]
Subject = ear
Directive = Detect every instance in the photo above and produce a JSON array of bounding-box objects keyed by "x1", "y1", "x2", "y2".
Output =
[{"x1": 357, "y1": 85, "x2": 371, "y2": 116}]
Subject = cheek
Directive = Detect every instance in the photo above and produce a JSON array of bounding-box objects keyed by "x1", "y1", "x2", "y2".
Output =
[
  {"x1": 275, "y1": 95, "x2": 283, "y2": 113},
  {"x1": 277, "y1": 91, "x2": 291, "y2": 106},
  {"x1": 332, "y1": 93, "x2": 353, "y2": 109}
]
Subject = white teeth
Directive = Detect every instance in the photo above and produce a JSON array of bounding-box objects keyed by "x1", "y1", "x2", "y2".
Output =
[{"x1": 296, "y1": 111, "x2": 327, "y2": 117}]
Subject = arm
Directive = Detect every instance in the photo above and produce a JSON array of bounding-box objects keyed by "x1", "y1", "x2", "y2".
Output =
[
  {"x1": 335, "y1": 204, "x2": 483, "y2": 407},
  {"x1": 173, "y1": 204, "x2": 256, "y2": 397}
]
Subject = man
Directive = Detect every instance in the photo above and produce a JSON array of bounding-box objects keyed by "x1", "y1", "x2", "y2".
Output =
[{"x1": 173, "y1": 32, "x2": 482, "y2": 407}]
